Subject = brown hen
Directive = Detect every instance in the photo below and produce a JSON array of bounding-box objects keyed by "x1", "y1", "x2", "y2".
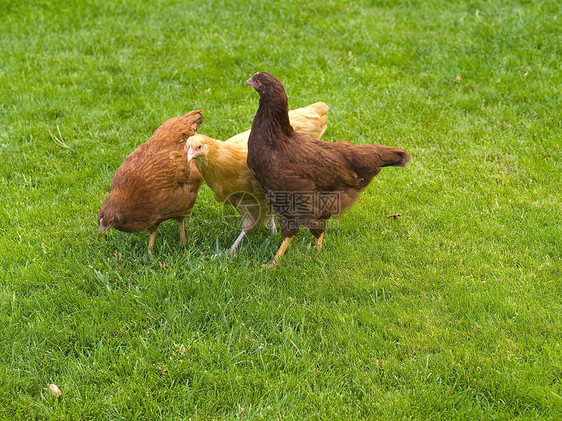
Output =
[
  {"x1": 98, "y1": 110, "x2": 203, "y2": 252},
  {"x1": 245, "y1": 73, "x2": 410, "y2": 267}
]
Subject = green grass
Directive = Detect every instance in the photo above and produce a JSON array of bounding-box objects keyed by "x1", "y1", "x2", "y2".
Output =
[{"x1": 1, "y1": 0, "x2": 561, "y2": 418}]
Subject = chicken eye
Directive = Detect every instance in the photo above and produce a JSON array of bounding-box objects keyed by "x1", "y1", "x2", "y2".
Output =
[{"x1": 197, "y1": 145, "x2": 202, "y2": 150}]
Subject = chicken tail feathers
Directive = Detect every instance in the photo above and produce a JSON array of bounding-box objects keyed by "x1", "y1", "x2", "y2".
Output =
[
  {"x1": 184, "y1": 110, "x2": 203, "y2": 132},
  {"x1": 287, "y1": 102, "x2": 329, "y2": 139},
  {"x1": 380, "y1": 147, "x2": 411, "y2": 168}
]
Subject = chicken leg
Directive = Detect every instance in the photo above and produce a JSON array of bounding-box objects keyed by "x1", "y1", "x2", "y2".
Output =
[
  {"x1": 315, "y1": 232, "x2": 324, "y2": 253},
  {"x1": 147, "y1": 226, "x2": 158, "y2": 252},
  {"x1": 269, "y1": 215, "x2": 277, "y2": 234},
  {"x1": 178, "y1": 218, "x2": 187, "y2": 246},
  {"x1": 263, "y1": 236, "x2": 294, "y2": 268},
  {"x1": 229, "y1": 229, "x2": 247, "y2": 258}
]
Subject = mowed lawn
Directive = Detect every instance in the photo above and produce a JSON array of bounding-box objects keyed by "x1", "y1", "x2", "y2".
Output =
[{"x1": 0, "y1": 0, "x2": 560, "y2": 418}]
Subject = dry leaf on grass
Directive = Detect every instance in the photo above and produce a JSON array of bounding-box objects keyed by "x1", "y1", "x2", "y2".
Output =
[{"x1": 48, "y1": 383, "x2": 62, "y2": 398}]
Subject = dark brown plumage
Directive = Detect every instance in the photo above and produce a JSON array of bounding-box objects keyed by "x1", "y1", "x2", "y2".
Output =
[
  {"x1": 245, "y1": 72, "x2": 410, "y2": 267},
  {"x1": 98, "y1": 110, "x2": 204, "y2": 252}
]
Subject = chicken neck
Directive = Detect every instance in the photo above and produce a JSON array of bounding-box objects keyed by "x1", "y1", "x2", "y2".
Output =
[{"x1": 251, "y1": 92, "x2": 294, "y2": 147}]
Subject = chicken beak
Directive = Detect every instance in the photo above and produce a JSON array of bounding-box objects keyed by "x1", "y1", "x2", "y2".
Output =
[
  {"x1": 99, "y1": 223, "x2": 108, "y2": 238},
  {"x1": 186, "y1": 144, "x2": 194, "y2": 162},
  {"x1": 244, "y1": 77, "x2": 254, "y2": 87}
]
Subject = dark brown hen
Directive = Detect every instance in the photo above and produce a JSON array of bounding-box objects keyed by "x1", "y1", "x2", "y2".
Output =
[
  {"x1": 98, "y1": 110, "x2": 204, "y2": 252},
  {"x1": 245, "y1": 72, "x2": 410, "y2": 267}
]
